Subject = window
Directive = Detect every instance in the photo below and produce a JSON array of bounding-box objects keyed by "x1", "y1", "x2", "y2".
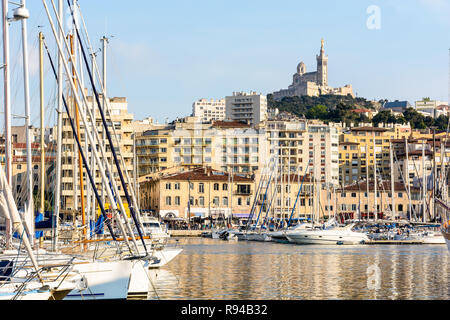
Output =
[
  {"x1": 238, "y1": 197, "x2": 242, "y2": 206},
  {"x1": 165, "y1": 196, "x2": 171, "y2": 205},
  {"x1": 214, "y1": 183, "x2": 219, "y2": 191},
  {"x1": 223, "y1": 197, "x2": 228, "y2": 206},
  {"x1": 237, "y1": 184, "x2": 250, "y2": 194},
  {"x1": 199, "y1": 183, "x2": 204, "y2": 193},
  {"x1": 174, "y1": 183, "x2": 180, "y2": 190},
  {"x1": 223, "y1": 183, "x2": 228, "y2": 191},
  {"x1": 175, "y1": 196, "x2": 180, "y2": 205},
  {"x1": 213, "y1": 197, "x2": 219, "y2": 206},
  {"x1": 165, "y1": 183, "x2": 171, "y2": 190},
  {"x1": 199, "y1": 196, "x2": 204, "y2": 206}
]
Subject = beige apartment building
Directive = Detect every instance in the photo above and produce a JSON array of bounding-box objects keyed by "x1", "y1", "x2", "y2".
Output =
[
  {"x1": 139, "y1": 167, "x2": 256, "y2": 219},
  {"x1": 261, "y1": 119, "x2": 340, "y2": 186},
  {"x1": 336, "y1": 180, "x2": 428, "y2": 220},
  {"x1": 339, "y1": 124, "x2": 413, "y2": 185},
  {"x1": 136, "y1": 117, "x2": 269, "y2": 176}
]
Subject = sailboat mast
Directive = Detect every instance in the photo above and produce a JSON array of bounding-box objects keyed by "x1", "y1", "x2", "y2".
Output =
[
  {"x1": 19, "y1": 0, "x2": 34, "y2": 235},
  {"x1": 366, "y1": 142, "x2": 369, "y2": 221},
  {"x1": 52, "y1": 0, "x2": 63, "y2": 251},
  {"x1": 390, "y1": 142, "x2": 396, "y2": 220},
  {"x1": 101, "y1": 36, "x2": 108, "y2": 207},
  {"x1": 69, "y1": 33, "x2": 87, "y2": 248},
  {"x1": 405, "y1": 136, "x2": 413, "y2": 221},
  {"x1": 2, "y1": 0, "x2": 12, "y2": 249},
  {"x1": 373, "y1": 131, "x2": 377, "y2": 221},
  {"x1": 39, "y1": 32, "x2": 45, "y2": 238},
  {"x1": 422, "y1": 140, "x2": 426, "y2": 223}
]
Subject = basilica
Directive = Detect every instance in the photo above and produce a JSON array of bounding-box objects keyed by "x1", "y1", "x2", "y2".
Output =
[{"x1": 272, "y1": 39, "x2": 354, "y2": 100}]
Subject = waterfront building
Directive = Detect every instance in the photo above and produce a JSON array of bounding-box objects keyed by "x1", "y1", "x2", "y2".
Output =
[
  {"x1": 225, "y1": 91, "x2": 267, "y2": 125},
  {"x1": 272, "y1": 39, "x2": 354, "y2": 100},
  {"x1": 192, "y1": 98, "x2": 226, "y2": 122},
  {"x1": 336, "y1": 180, "x2": 427, "y2": 220},
  {"x1": 139, "y1": 167, "x2": 256, "y2": 220}
]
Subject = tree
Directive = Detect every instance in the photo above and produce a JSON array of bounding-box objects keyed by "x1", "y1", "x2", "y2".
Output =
[{"x1": 306, "y1": 104, "x2": 328, "y2": 120}]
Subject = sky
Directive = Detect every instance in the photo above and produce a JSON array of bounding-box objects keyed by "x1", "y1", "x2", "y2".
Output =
[{"x1": 2, "y1": 0, "x2": 450, "y2": 127}]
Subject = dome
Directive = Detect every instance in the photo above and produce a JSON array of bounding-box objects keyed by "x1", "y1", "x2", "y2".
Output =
[{"x1": 297, "y1": 62, "x2": 306, "y2": 75}]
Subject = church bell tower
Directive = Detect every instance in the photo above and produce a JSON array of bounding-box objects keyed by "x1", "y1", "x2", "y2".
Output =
[{"x1": 316, "y1": 39, "x2": 328, "y2": 87}]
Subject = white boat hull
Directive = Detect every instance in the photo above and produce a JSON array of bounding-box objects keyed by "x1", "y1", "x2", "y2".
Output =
[
  {"x1": 64, "y1": 260, "x2": 133, "y2": 300},
  {"x1": 422, "y1": 234, "x2": 446, "y2": 244},
  {"x1": 147, "y1": 247, "x2": 183, "y2": 269},
  {"x1": 286, "y1": 226, "x2": 368, "y2": 245}
]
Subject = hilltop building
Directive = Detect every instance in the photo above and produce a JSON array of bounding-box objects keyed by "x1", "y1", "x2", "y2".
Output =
[{"x1": 272, "y1": 39, "x2": 354, "y2": 100}]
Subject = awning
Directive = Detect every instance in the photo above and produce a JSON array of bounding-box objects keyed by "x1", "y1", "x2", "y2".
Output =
[{"x1": 232, "y1": 213, "x2": 251, "y2": 218}]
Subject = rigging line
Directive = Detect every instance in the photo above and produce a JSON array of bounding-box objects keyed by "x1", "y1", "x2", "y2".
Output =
[
  {"x1": 66, "y1": 0, "x2": 147, "y2": 254},
  {"x1": 42, "y1": 38, "x2": 117, "y2": 242}
]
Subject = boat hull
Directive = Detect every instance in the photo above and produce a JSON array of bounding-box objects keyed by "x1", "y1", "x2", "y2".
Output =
[
  {"x1": 64, "y1": 260, "x2": 133, "y2": 300},
  {"x1": 442, "y1": 230, "x2": 450, "y2": 252},
  {"x1": 286, "y1": 230, "x2": 368, "y2": 245}
]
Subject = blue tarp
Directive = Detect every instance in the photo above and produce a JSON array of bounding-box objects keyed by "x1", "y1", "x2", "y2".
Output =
[
  {"x1": 94, "y1": 216, "x2": 105, "y2": 235},
  {"x1": 35, "y1": 213, "x2": 44, "y2": 239}
]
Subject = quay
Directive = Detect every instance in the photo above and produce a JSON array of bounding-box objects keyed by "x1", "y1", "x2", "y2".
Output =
[{"x1": 169, "y1": 230, "x2": 204, "y2": 237}]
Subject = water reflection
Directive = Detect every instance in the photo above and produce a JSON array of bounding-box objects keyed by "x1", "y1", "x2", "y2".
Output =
[{"x1": 145, "y1": 238, "x2": 450, "y2": 300}]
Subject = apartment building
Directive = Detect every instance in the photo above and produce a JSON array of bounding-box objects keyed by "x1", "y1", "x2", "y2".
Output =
[
  {"x1": 136, "y1": 117, "x2": 269, "y2": 176},
  {"x1": 261, "y1": 119, "x2": 340, "y2": 186},
  {"x1": 336, "y1": 180, "x2": 427, "y2": 220},
  {"x1": 59, "y1": 96, "x2": 135, "y2": 215},
  {"x1": 225, "y1": 91, "x2": 267, "y2": 125},
  {"x1": 339, "y1": 124, "x2": 413, "y2": 185},
  {"x1": 192, "y1": 98, "x2": 226, "y2": 122},
  {"x1": 139, "y1": 167, "x2": 256, "y2": 219}
]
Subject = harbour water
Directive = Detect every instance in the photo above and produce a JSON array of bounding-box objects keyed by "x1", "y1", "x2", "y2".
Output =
[{"x1": 145, "y1": 238, "x2": 450, "y2": 300}]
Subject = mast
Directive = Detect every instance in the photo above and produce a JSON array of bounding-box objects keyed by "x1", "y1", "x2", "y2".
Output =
[
  {"x1": 101, "y1": 36, "x2": 108, "y2": 207},
  {"x1": 389, "y1": 142, "x2": 396, "y2": 220},
  {"x1": 39, "y1": 32, "x2": 45, "y2": 247},
  {"x1": 422, "y1": 139, "x2": 426, "y2": 223},
  {"x1": 366, "y1": 142, "x2": 370, "y2": 221},
  {"x1": 53, "y1": 0, "x2": 63, "y2": 251},
  {"x1": 2, "y1": 0, "x2": 12, "y2": 249},
  {"x1": 69, "y1": 33, "x2": 87, "y2": 249},
  {"x1": 17, "y1": 0, "x2": 34, "y2": 244},
  {"x1": 372, "y1": 131, "x2": 377, "y2": 221},
  {"x1": 432, "y1": 129, "x2": 437, "y2": 221},
  {"x1": 405, "y1": 136, "x2": 413, "y2": 221}
]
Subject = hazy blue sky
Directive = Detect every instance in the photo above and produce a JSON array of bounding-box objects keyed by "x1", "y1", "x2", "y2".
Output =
[{"x1": 3, "y1": 0, "x2": 450, "y2": 126}]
